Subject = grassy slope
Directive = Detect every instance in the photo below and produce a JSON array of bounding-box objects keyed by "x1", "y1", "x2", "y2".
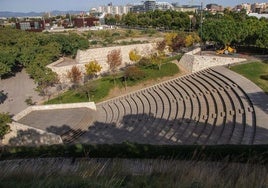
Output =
[
  {"x1": 46, "y1": 62, "x2": 180, "y2": 104},
  {"x1": 231, "y1": 61, "x2": 268, "y2": 93}
]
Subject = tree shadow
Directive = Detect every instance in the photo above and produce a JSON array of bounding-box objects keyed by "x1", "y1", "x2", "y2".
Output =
[
  {"x1": 8, "y1": 111, "x2": 268, "y2": 146},
  {"x1": 75, "y1": 113, "x2": 268, "y2": 145},
  {"x1": 0, "y1": 90, "x2": 8, "y2": 104},
  {"x1": 8, "y1": 129, "x2": 62, "y2": 147},
  {"x1": 244, "y1": 91, "x2": 268, "y2": 114}
]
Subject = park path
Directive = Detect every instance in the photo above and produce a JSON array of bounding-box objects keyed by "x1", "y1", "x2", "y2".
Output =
[{"x1": 0, "y1": 69, "x2": 43, "y2": 115}]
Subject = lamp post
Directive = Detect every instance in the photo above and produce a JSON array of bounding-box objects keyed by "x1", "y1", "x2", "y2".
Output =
[
  {"x1": 200, "y1": 2, "x2": 203, "y2": 54},
  {"x1": 189, "y1": 15, "x2": 193, "y2": 32}
]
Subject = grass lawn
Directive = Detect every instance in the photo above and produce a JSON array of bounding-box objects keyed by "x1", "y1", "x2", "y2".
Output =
[
  {"x1": 230, "y1": 61, "x2": 268, "y2": 93},
  {"x1": 45, "y1": 62, "x2": 180, "y2": 104}
]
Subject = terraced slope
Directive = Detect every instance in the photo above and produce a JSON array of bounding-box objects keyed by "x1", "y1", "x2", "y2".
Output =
[{"x1": 76, "y1": 66, "x2": 268, "y2": 145}]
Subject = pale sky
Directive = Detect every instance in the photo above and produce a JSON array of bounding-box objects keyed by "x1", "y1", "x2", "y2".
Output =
[{"x1": 0, "y1": 0, "x2": 261, "y2": 12}]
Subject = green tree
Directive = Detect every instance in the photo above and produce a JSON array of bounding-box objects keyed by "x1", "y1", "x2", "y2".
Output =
[
  {"x1": 256, "y1": 23, "x2": 268, "y2": 50},
  {"x1": 0, "y1": 113, "x2": 11, "y2": 139},
  {"x1": 77, "y1": 80, "x2": 97, "y2": 101},
  {"x1": 0, "y1": 47, "x2": 16, "y2": 77}
]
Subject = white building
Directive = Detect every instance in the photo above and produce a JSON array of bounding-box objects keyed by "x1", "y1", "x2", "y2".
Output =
[
  {"x1": 156, "y1": 2, "x2": 174, "y2": 11},
  {"x1": 97, "y1": 5, "x2": 131, "y2": 15}
]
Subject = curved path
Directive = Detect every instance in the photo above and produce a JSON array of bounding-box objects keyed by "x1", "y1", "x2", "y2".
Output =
[{"x1": 75, "y1": 66, "x2": 268, "y2": 145}]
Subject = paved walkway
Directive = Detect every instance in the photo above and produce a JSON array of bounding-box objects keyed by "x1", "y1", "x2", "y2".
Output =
[{"x1": 0, "y1": 69, "x2": 43, "y2": 115}]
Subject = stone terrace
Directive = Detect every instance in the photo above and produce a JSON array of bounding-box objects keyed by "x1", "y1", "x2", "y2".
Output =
[{"x1": 2, "y1": 103, "x2": 96, "y2": 145}]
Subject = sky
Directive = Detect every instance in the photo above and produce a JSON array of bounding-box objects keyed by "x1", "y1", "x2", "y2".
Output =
[{"x1": 0, "y1": 0, "x2": 262, "y2": 12}]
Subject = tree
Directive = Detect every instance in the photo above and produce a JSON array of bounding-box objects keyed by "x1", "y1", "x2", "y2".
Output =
[
  {"x1": 151, "y1": 53, "x2": 164, "y2": 70},
  {"x1": 185, "y1": 33, "x2": 201, "y2": 47},
  {"x1": 256, "y1": 22, "x2": 268, "y2": 50},
  {"x1": 77, "y1": 80, "x2": 97, "y2": 101},
  {"x1": 85, "y1": 60, "x2": 102, "y2": 79},
  {"x1": 156, "y1": 39, "x2": 166, "y2": 53},
  {"x1": 171, "y1": 33, "x2": 186, "y2": 52},
  {"x1": 165, "y1": 32, "x2": 178, "y2": 51},
  {"x1": 129, "y1": 49, "x2": 141, "y2": 63},
  {"x1": 67, "y1": 65, "x2": 82, "y2": 87},
  {"x1": 0, "y1": 113, "x2": 11, "y2": 139},
  {"x1": 107, "y1": 49, "x2": 122, "y2": 84},
  {"x1": 0, "y1": 48, "x2": 16, "y2": 77}
]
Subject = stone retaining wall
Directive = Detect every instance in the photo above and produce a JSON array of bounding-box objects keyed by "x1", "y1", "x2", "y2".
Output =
[
  {"x1": 179, "y1": 48, "x2": 247, "y2": 73},
  {"x1": 48, "y1": 43, "x2": 155, "y2": 82}
]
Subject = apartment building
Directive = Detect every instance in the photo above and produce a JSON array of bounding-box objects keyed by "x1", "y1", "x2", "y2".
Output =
[{"x1": 97, "y1": 5, "x2": 131, "y2": 15}]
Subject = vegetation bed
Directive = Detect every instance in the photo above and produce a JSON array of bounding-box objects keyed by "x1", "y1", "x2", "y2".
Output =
[{"x1": 46, "y1": 62, "x2": 180, "y2": 104}]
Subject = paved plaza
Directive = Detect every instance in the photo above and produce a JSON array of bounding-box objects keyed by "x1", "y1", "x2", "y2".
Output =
[{"x1": 0, "y1": 69, "x2": 43, "y2": 115}]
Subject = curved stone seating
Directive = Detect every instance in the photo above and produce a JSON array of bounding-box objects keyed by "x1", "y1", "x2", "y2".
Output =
[
  {"x1": 75, "y1": 66, "x2": 260, "y2": 145},
  {"x1": 208, "y1": 68, "x2": 256, "y2": 144},
  {"x1": 195, "y1": 70, "x2": 232, "y2": 144}
]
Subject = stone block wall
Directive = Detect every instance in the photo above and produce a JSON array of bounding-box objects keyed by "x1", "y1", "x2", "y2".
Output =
[
  {"x1": 179, "y1": 48, "x2": 247, "y2": 73},
  {"x1": 48, "y1": 43, "x2": 155, "y2": 83}
]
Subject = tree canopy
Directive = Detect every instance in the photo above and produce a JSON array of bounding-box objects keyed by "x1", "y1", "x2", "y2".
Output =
[
  {"x1": 200, "y1": 11, "x2": 268, "y2": 48},
  {"x1": 0, "y1": 28, "x2": 89, "y2": 90}
]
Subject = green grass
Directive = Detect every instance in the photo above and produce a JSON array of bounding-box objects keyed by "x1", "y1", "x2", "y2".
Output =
[
  {"x1": 230, "y1": 61, "x2": 268, "y2": 93},
  {"x1": 45, "y1": 77, "x2": 112, "y2": 104},
  {"x1": 46, "y1": 62, "x2": 180, "y2": 104}
]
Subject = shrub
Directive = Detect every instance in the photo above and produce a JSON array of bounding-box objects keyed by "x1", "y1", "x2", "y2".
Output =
[
  {"x1": 138, "y1": 57, "x2": 152, "y2": 67},
  {"x1": 0, "y1": 113, "x2": 11, "y2": 139},
  {"x1": 260, "y1": 74, "x2": 268, "y2": 81},
  {"x1": 125, "y1": 66, "x2": 145, "y2": 81}
]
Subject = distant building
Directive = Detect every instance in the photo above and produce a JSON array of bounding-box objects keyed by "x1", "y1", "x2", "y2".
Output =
[
  {"x1": 172, "y1": 4, "x2": 201, "y2": 12},
  {"x1": 73, "y1": 17, "x2": 99, "y2": 28},
  {"x1": 97, "y1": 4, "x2": 131, "y2": 15},
  {"x1": 144, "y1": 0, "x2": 157, "y2": 11},
  {"x1": 248, "y1": 13, "x2": 268, "y2": 19},
  {"x1": 206, "y1": 4, "x2": 224, "y2": 12},
  {"x1": 251, "y1": 3, "x2": 268, "y2": 14},
  {"x1": 130, "y1": 4, "x2": 145, "y2": 13},
  {"x1": 156, "y1": 2, "x2": 173, "y2": 11},
  {"x1": 233, "y1": 2, "x2": 268, "y2": 14},
  {"x1": 15, "y1": 20, "x2": 45, "y2": 32},
  {"x1": 131, "y1": 0, "x2": 173, "y2": 13},
  {"x1": 234, "y1": 3, "x2": 252, "y2": 13}
]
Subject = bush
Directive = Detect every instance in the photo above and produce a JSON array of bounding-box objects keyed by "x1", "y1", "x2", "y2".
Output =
[
  {"x1": 112, "y1": 32, "x2": 120, "y2": 37},
  {"x1": 0, "y1": 113, "x2": 11, "y2": 139},
  {"x1": 124, "y1": 66, "x2": 145, "y2": 81},
  {"x1": 260, "y1": 74, "x2": 268, "y2": 81},
  {"x1": 138, "y1": 57, "x2": 152, "y2": 67},
  {"x1": 1, "y1": 143, "x2": 268, "y2": 164}
]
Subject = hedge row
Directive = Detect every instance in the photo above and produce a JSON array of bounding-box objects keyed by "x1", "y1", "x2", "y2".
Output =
[{"x1": 1, "y1": 143, "x2": 268, "y2": 163}]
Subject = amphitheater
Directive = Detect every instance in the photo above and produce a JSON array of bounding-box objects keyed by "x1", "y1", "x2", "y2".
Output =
[{"x1": 3, "y1": 48, "x2": 268, "y2": 146}]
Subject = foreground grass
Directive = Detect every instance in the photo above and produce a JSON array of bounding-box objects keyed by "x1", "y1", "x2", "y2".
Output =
[
  {"x1": 0, "y1": 158, "x2": 267, "y2": 188},
  {"x1": 46, "y1": 62, "x2": 180, "y2": 104},
  {"x1": 230, "y1": 61, "x2": 268, "y2": 93}
]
